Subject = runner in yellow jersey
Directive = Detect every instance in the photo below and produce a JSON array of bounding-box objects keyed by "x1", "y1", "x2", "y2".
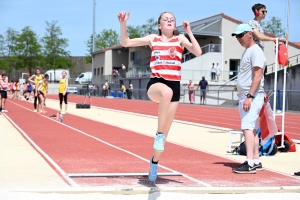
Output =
[
  {"x1": 37, "y1": 74, "x2": 49, "y2": 114},
  {"x1": 28, "y1": 68, "x2": 43, "y2": 112},
  {"x1": 59, "y1": 71, "x2": 68, "y2": 114}
]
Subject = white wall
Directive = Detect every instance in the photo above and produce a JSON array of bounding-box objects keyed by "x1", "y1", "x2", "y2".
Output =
[
  {"x1": 104, "y1": 50, "x2": 113, "y2": 75},
  {"x1": 181, "y1": 52, "x2": 221, "y2": 84}
]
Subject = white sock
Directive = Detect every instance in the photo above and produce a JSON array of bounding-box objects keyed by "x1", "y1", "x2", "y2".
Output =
[
  {"x1": 253, "y1": 159, "x2": 260, "y2": 165},
  {"x1": 247, "y1": 159, "x2": 254, "y2": 167}
]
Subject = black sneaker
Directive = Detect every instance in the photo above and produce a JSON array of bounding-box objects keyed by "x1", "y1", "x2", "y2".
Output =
[
  {"x1": 254, "y1": 162, "x2": 263, "y2": 171},
  {"x1": 294, "y1": 171, "x2": 300, "y2": 176},
  {"x1": 232, "y1": 161, "x2": 256, "y2": 174}
]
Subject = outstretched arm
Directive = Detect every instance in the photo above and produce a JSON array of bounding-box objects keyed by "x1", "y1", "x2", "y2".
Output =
[
  {"x1": 180, "y1": 21, "x2": 202, "y2": 56},
  {"x1": 118, "y1": 11, "x2": 154, "y2": 47}
]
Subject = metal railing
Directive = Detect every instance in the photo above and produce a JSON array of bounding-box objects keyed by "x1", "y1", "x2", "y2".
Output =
[
  {"x1": 183, "y1": 44, "x2": 220, "y2": 62},
  {"x1": 266, "y1": 54, "x2": 300, "y2": 74},
  {"x1": 72, "y1": 87, "x2": 300, "y2": 111}
]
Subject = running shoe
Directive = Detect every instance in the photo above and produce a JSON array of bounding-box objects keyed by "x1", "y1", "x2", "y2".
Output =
[
  {"x1": 61, "y1": 111, "x2": 66, "y2": 114},
  {"x1": 148, "y1": 157, "x2": 158, "y2": 182},
  {"x1": 153, "y1": 133, "x2": 165, "y2": 152},
  {"x1": 2, "y1": 110, "x2": 8, "y2": 113},
  {"x1": 294, "y1": 171, "x2": 300, "y2": 176},
  {"x1": 232, "y1": 161, "x2": 256, "y2": 174},
  {"x1": 254, "y1": 162, "x2": 263, "y2": 171},
  {"x1": 33, "y1": 109, "x2": 37, "y2": 113}
]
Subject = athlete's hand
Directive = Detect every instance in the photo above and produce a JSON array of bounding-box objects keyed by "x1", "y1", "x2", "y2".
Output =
[
  {"x1": 243, "y1": 98, "x2": 252, "y2": 112},
  {"x1": 183, "y1": 21, "x2": 192, "y2": 34},
  {"x1": 63, "y1": 92, "x2": 66, "y2": 96},
  {"x1": 117, "y1": 11, "x2": 130, "y2": 23}
]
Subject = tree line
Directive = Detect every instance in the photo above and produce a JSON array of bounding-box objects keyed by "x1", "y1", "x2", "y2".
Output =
[{"x1": 0, "y1": 20, "x2": 73, "y2": 76}]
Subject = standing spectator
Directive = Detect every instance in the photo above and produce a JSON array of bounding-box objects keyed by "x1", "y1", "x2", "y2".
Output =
[
  {"x1": 121, "y1": 83, "x2": 126, "y2": 99},
  {"x1": 211, "y1": 63, "x2": 216, "y2": 81},
  {"x1": 102, "y1": 84, "x2": 107, "y2": 97},
  {"x1": 0, "y1": 73, "x2": 8, "y2": 113},
  {"x1": 188, "y1": 80, "x2": 195, "y2": 104},
  {"x1": 196, "y1": 76, "x2": 208, "y2": 105},
  {"x1": 105, "y1": 82, "x2": 110, "y2": 96},
  {"x1": 231, "y1": 24, "x2": 266, "y2": 174},
  {"x1": 216, "y1": 63, "x2": 221, "y2": 82},
  {"x1": 20, "y1": 82, "x2": 24, "y2": 99},
  {"x1": 128, "y1": 83, "x2": 133, "y2": 99}
]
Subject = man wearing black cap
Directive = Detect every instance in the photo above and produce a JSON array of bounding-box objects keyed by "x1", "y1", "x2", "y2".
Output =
[{"x1": 231, "y1": 24, "x2": 266, "y2": 174}]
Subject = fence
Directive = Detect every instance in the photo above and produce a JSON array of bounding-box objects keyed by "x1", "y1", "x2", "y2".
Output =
[
  {"x1": 73, "y1": 87, "x2": 300, "y2": 111},
  {"x1": 266, "y1": 54, "x2": 300, "y2": 74}
]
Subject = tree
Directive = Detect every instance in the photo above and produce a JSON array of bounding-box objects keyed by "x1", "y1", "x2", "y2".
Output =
[
  {"x1": 13, "y1": 26, "x2": 42, "y2": 75},
  {"x1": 41, "y1": 20, "x2": 73, "y2": 81},
  {"x1": 261, "y1": 16, "x2": 285, "y2": 37},
  {"x1": 85, "y1": 29, "x2": 120, "y2": 64},
  {"x1": 0, "y1": 28, "x2": 19, "y2": 72},
  {"x1": 140, "y1": 18, "x2": 158, "y2": 36},
  {"x1": 127, "y1": 25, "x2": 142, "y2": 39}
]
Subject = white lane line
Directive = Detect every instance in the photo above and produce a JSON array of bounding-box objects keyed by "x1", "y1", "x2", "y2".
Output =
[
  {"x1": 2, "y1": 113, "x2": 79, "y2": 188},
  {"x1": 46, "y1": 98, "x2": 300, "y2": 181},
  {"x1": 68, "y1": 172, "x2": 182, "y2": 178},
  {"x1": 10, "y1": 101, "x2": 212, "y2": 187}
]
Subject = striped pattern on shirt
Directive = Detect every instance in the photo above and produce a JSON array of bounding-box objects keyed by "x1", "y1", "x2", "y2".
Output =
[{"x1": 150, "y1": 36, "x2": 183, "y2": 81}]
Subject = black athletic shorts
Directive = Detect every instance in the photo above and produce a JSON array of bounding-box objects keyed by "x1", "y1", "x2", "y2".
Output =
[
  {"x1": 146, "y1": 77, "x2": 180, "y2": 102},
  {"x1": 0, "y1": 90, "x2": 7, "y2": 99},
  {"x1": 38, "y1": 91, "x2": 44, "y2": 96}
]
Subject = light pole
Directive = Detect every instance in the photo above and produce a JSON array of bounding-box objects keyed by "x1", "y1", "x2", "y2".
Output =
[
  {"x1": 92, "y1": 0, "x2": 96, "y2": 84},
  {"x1": 219, "y1": 36, "x2": 224, "y2": 82}
]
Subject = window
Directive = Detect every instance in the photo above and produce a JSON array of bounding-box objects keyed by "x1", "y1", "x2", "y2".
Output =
[
  {"x1": 94, "y1": 68, "x2": 96, "y2": 76},
  {"x1": 97, "y1": 68, "x2": 100, "y2": 76},
  {"x1": 79, "y1": 74, "x2": 84, "y2": 78},
  {"x1": 101, "y1": 67, "x2": 104, "y2": 75}
]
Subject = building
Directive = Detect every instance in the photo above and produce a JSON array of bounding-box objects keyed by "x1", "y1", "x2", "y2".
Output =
[{"x1": 92, "y1": 13, "x2": 300, "y2": 86}]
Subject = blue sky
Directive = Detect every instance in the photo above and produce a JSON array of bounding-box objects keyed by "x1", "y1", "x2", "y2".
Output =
[{"x1": 1, "y1": 0, "x2": 299, "y2": 56}]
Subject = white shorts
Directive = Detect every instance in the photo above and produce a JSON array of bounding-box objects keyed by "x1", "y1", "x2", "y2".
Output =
[{"x1": 238, "y1": 92, "x2": 264, "y2": 130}]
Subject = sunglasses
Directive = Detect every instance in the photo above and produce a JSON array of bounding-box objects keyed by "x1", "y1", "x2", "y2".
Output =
[{"x1": 235, "y1": 31, "x2": 249, "y2": 39}]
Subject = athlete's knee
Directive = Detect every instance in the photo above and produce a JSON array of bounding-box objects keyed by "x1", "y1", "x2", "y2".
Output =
[{"x1": 161, "y1": 88, "x2": 173, "y2": 101}]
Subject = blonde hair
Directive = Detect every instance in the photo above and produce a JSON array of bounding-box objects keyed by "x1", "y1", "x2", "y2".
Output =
[{"x1": 157, "y1": 12, "x2": 176, "y2": 36}]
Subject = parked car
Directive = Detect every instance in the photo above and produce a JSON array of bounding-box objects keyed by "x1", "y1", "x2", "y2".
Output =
[
  {"x1": 75, "y1": 71, "x2": 92, "y2": 84},
  {"x1": 44, "y1": 69, "x2": 70, "y2": 83}
]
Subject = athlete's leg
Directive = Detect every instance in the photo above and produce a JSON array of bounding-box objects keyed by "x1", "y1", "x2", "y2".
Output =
[
  {"x1": 153, "y1": 102, "x2": 178, "y2": 162},
  {"x1": 64, "y1": 93, "x2": 68, "y2": 112}
]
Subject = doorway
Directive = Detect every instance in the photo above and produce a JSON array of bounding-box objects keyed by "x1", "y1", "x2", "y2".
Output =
[{"x1": 229, "y1": 59, "x2": 240, "y2": 80}]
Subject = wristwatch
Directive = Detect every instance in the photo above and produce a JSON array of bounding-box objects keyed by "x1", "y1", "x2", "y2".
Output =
[{"x1": 246, "y1": 93, "x2": 255, "y2": 98}]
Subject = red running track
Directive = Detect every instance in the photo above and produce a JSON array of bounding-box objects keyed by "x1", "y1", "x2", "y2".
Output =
[
  {"x1": 47, "y1": 95, "x2": 300, "y2": 140},
  {"x1": 4, "y1": 99, "x2": 300, "y2": 187}
]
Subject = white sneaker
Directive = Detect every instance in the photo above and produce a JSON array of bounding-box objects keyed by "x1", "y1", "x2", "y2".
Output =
[{"x1": 3, "y1": 110, "x2": 8, "y2": 112}]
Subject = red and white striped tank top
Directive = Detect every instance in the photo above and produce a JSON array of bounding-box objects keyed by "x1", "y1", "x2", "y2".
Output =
[{"x1": 150, "y1": 36, "x2": 183, "y2": 81}]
